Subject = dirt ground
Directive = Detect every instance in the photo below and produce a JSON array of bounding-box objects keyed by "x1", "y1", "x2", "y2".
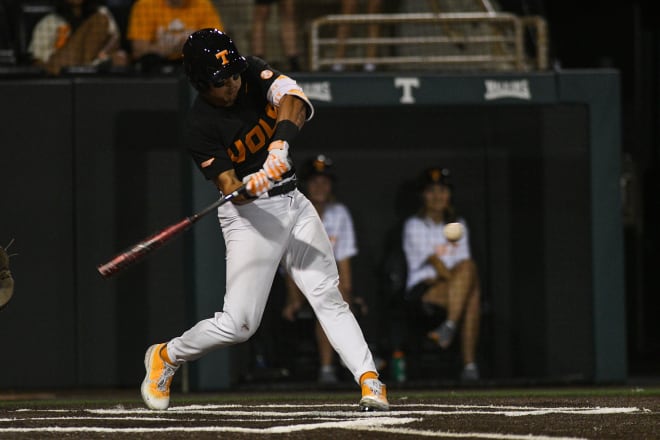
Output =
[{"x1": 0, "y1": 388, "x2": 658, "y2": 439}]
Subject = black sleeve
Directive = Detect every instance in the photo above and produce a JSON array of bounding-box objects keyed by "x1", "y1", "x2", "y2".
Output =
[
  {"x1": 244, "y1": 56, "x2": 283, "y2": 95},
  {"x1": 184, "y1": 104, "x2": 234, "y2": 181}
]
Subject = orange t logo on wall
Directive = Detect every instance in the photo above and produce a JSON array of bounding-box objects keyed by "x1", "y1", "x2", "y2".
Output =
[{"x1": 215, "y1": 50, "x2": 230, "y2": 65}]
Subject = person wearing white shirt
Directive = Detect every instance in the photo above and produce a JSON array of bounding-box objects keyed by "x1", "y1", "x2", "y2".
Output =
[{"x1": 402, "y1": 167, "x2": 481, "y2": 381}]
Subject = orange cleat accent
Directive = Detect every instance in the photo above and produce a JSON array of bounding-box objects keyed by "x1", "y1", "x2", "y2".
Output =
[
  {"x1": 140, "y1": 343, "x2": 179, "y2": 410},
  {"x1": 359, "y1": 378, "x2": 390, "y2": 411}
]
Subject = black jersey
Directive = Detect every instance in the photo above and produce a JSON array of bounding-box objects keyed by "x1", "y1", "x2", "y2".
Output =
[{"x1": 184, "y1": 56, "x2": 287, "y2": 181}]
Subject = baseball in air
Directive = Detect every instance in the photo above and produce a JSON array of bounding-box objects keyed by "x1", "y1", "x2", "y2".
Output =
[{"x1": 443, "y1": 222, "x2": 464, "y2": 242}]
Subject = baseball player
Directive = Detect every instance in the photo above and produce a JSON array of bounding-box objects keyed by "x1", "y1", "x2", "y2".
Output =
[
  {"x1": 402, "y1": 167, "x2": 481, "y2": 381},
  {"x1": 140, "y1": 28, "x2": 389, "y2": 412}
]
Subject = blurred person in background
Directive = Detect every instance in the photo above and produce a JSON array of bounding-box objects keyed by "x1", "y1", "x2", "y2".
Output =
[
  {"x1": 281, "y1": 154, "x2": 369, "y2": 383},
  {"x1": 28, "y1": 0, "x2": 127, "y2": 75},
  {"x1": 126, "y1": 0, "x2": 223, "y2": 72},
  {"x1": 251, "y1": 0, "x2": 301, "y2": 71},
  {"x1": 402, "y1": 167, "x2": 481, "y2": 381},
  {"x1": 333, "y1": 0, "x2": 382, "y2": 72}
]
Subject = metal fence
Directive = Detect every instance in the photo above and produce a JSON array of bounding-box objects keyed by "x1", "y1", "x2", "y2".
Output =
[{"x1": 309, "y1": 12, "x2": 548, "y2": 72}]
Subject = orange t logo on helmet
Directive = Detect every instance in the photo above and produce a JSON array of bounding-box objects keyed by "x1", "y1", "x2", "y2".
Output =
[{"x1": 215, "y1": 50, "x2": 230, "y2": 65}]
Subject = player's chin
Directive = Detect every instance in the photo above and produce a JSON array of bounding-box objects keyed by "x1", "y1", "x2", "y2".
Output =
[
  {"x1": 219, "y1": 96, "x2": 238, "y2": 107},
  {"x1": 225, "y1": 88, "x2": 240, "y2": 104}
]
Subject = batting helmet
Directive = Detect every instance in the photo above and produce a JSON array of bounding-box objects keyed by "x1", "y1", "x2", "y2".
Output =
[{"x1": 182, "y1": 28, "x2": 248, "y2": 91}]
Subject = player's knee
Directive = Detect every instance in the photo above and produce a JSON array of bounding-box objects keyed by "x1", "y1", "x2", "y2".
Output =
[
  {"x1": 232, "y1": 321, "x2": 257, "y2": 343},
  {"x1": 216, "y1": 313, "x2": 257, "y2": 343}
]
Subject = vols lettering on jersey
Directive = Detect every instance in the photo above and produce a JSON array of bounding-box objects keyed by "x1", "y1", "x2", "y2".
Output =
[
  {"x1": 227, "y1": 104, "x2": 277, "y2": 164},
  {"x1": 185, "y1": 56, "x2": 285, "y2": 181}
]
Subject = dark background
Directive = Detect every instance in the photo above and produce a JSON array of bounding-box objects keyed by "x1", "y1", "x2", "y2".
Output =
[
  {"x1": 496, "y1": 0, "x2": 659, "y2": 377},
  {"x1": 539, "y1": 0, "x2": 660, "y2": 377}
]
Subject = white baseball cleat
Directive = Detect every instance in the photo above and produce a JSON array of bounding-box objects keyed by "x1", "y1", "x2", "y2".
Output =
[
  {"x1": 359, "y1": 378, "x2": 390, "y2": 411},
  {"x1": 141, "y1": 343, "x2": 179, "y2": 410}
]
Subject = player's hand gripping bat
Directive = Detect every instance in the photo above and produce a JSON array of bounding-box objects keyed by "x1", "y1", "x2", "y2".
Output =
[{"x1": 97, "y1": 186, "x2": 246, "y2": 278}]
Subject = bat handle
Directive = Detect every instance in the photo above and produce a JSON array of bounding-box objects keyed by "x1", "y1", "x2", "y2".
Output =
[{"x1": 191, "y1": 185, "x2": 246, "y2": 222}]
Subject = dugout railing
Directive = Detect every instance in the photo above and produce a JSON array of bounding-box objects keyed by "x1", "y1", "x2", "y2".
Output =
[{"x1": 309, "y1": 12, "x2": 548, "y2": 72}]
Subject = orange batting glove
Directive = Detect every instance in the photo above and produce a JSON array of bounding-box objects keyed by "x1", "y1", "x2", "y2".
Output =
[
  {"x1": 263, "y1": 140, "x2": 291, "y2": 182},
  {"x1": 243, "y1": 169, "x2": 274, "y2": 197}
]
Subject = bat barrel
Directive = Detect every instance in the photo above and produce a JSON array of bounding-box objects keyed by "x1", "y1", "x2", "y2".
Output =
[
  {"x1": 97, "y1": 218, "x2": 192, "y2": 277},
  {"x1": 96, "y1": 187, "x2": 244, "y2": 278}
]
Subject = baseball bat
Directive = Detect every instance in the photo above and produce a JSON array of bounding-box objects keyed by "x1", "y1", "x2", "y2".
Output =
[{"x1": 97, "y1": 186, "x2": 245, "y2": 278}]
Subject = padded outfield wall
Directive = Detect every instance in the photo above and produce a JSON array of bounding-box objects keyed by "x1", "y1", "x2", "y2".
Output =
[{"x1": 0, "y1": 70, "x2": 624, "y2": 389}]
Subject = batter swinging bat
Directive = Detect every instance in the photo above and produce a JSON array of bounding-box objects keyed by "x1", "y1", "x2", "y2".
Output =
[{"x1": 97, "y1": 186, "x2": 246, "y2": 278}]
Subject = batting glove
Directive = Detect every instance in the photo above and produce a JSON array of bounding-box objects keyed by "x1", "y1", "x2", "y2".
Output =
[
  {"x1": 263, "y1": 140, "x2": 291, "y2": 182},
  {"x1": 243, "y1": 169, "x2": 274, "y2": 197}
]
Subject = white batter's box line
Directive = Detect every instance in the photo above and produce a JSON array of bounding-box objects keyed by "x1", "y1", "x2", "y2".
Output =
[
  {"x1": 0, "y1": 416, "x2": 420, "y2": 435},
  {"x1": 81, "y1": 404, "x2": 644, "y2": 417},
  {"x1": 349, "y1": 426, "x2": 589, "y2": 440}
]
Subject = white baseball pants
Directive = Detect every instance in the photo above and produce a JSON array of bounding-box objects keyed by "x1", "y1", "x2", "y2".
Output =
[{"x1": 167, "y1": 188, "x2": 377, "y2": 384}]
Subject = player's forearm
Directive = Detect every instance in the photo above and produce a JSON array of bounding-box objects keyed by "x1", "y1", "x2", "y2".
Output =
[
  {"x1": 276, "y1": 95, "x2": 307, "y2": 129},
  {"x1": 215, "y1": 169, "x2": 252, "y2": 204}
]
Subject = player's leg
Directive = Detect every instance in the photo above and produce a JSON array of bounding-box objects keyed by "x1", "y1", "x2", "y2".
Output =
[
  {"x1": 285, "y1": 192, "x2": 388, "y2": 410},
  {"x1": 168, "y1": 200, "x2": 289, "y2": 361},
  {"x1": 285, "y1": 195, "x2": 373, "y2": 378},
  {"x1": 142, "y1": 199, "x2": 289, "y2": 410}
]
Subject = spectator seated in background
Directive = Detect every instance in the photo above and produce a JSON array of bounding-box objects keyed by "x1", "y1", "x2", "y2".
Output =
[
  {"x1": 251, "y1": 0, "x2": 301, "y2": 71},
  {"x1": 126, "y1": 0, "x2": 223, "y2": 73},
  {"x1": 402, "y1": 167, "x2": 481, "y2": 381},
  {"x1": 28, "y1": 0, "x2": 128, "y2": 75},
  {"x1": 281, "y1": 154, "x2": 369, "y2": 384}
]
